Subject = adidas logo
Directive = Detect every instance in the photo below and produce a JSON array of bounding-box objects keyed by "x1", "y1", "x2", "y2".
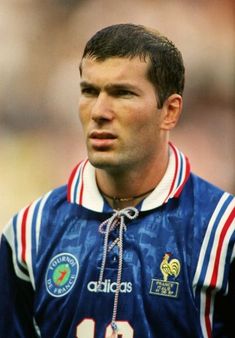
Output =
[{"x1": 87, "y1": 279, "x2": 132, "y2": 293}]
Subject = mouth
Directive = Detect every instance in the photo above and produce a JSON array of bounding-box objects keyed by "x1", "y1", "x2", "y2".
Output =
[{"x1": 88, "y1": 130, "x2": 117, "y2": 149}]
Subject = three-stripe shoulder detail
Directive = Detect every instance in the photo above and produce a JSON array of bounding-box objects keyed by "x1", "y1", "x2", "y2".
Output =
[
  {"x1": 3, "y1": 191, "x2": 52, "y2": 288},
  {"x1": 193, "y1": 193, "x2": 235, "y2": 338}
]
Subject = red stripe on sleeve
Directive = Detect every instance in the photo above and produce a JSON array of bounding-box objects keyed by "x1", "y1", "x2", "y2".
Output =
[
  {"x1": 204, "y1": 206, "x2": 235, "y2": 338},
  {"x1": 21, "y1": 205, "x2": 30, "y2": 263},
  {"x1": 210, "y1": 207, "x2": 235, "y2": 287},
  {"x1": 204, "y1": 291, "x2": 212, "y2": 338}
]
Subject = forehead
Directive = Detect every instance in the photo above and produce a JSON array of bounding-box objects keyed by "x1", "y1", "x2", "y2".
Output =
[{"x1": 80, "y1": 56, "x2": 151, "y2": 84}]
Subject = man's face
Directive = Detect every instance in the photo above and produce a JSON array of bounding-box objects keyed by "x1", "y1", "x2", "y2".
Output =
[{"x1": 79, "y1": 56, "x2": 166, "y2": 173}]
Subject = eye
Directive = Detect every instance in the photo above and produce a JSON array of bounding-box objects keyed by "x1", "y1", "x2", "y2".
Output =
[
  {"x1": 113, "y1": 89, "x2": 136, "y2": 97},
  {"x1": 81, "y1": 87, "x2": 99, "y2": 96},
  {"x1": 118, "y1": 90, "x2": 131, "y2": 96}
]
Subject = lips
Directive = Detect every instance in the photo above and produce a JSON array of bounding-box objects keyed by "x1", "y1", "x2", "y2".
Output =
[
  {"x1": 89, "y1": 130, "x2": 117, "y2": 149},
  {"x1": 89, "y1": 131, "x2": 117, "y2": 139}
]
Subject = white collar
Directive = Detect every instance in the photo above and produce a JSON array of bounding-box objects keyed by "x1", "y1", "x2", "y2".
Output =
[{"x1": 67, "y1": 143, "x2": 190, "y2": 212}]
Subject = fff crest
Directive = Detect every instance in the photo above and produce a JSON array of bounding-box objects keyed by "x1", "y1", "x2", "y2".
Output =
[{"x1": 150, "y1": 252, "x2": 181, "y2": 298}]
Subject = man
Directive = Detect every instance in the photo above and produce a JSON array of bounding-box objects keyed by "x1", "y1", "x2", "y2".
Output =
[{"x1": 0, "y1": 24, "x2": 234, "y2": 338}]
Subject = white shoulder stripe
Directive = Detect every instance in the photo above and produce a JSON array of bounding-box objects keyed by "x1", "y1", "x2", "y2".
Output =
[
  {"x1": 193, "y1": 192, "x2": 230, "y2": 291},
  {"x1": 26, "y1": 192, "x2": 52, "y2": 289},
  {"x1": 203, "y1": 196, "x2": 234, "y2": 287},
  {"x1": 3, "y1": 217, "x2": 30, "y2": 281},
  {"x1": 25, "y1": 199, "x2": 39, "y2": 288},
  {"x1": 192, "y1": 193, "x2": 234, "y2": 338},
  {"x1": 35, "y1": 191, "x2": 52, "y2": 253},
  {"x1": 2, "y1": 191, "x2": 52, "y2": 286},
  {"x1": 15, "y1": 207, "x2": 28, "y2": 270}
]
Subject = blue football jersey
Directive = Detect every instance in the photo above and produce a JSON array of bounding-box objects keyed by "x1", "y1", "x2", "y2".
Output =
[{"x1": 0, "y1": 143, "x2": 234, "y2": 338}]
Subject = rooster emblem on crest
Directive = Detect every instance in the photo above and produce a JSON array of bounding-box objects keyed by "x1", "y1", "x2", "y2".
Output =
[{"x1": 160, "y1": 252, "x2": 181, "y2": 282}]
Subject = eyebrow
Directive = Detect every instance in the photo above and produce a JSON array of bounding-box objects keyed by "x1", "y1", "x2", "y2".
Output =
[
  {"x1": 80, "y1": 81, "x2": 99, "y2": 89},
  {"x1": 80, "y1": 81, "x2": 140, "y2": 93}
]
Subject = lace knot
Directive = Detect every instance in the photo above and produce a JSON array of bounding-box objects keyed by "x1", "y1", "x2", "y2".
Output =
[{"x1": 99, "y1": 207, "x2": 139, "y2": 234}]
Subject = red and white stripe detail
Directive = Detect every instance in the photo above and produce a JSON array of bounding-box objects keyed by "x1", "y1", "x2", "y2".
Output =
[
  {"x1": 3, "y1": 192, "x2": 51, "y2": 288},
  {"x1": 193, "y1": 193, "x2": 235, "y2": 338}
]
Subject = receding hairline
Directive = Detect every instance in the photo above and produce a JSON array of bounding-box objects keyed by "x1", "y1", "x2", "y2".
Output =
[{"x1": 79, "y1": 54, "x2": 151, "y2": 76}]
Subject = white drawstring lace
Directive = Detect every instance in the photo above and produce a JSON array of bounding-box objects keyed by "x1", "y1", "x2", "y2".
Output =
[{"x1": 98, "y1": 207, "x2": 139, "y2": 334}]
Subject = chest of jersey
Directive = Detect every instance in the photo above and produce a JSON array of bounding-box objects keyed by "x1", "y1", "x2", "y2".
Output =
[{"x1": 33, "y1": 202, "x2": 203, "y2": 338}]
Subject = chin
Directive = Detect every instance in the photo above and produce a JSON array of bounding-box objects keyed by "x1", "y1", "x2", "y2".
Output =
[{"x1": 88, "y1": 153, "x2": 116, "y2": 169}]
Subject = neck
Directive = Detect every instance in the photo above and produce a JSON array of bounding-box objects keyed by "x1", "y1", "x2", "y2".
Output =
[
  {"x1": 100, "y1": 187, "x2": 155, "y2": 209},
  {"x1": 96, "y1": 143, "x2": 169, "y2": 209}
]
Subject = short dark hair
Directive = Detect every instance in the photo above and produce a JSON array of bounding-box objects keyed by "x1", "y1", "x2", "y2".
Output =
[{"x1": 80, "y1": 23, "x2": 185, "y2": 108}]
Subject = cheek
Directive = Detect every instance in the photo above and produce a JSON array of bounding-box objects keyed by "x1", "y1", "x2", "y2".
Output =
[
  {"x1": 78, "y1": 102, "x2": 89, "y2": 126},
  {"x1": 129, "y1": 109, "x2": 159, "y2": 133},
  {"x1": 133, "y1": 118, "x2": 161, "y2": 145}
]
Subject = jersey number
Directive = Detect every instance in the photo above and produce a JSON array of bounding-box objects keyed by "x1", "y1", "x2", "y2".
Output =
[{"x1": 76, "y1": 319, "x2": 134, "y2": 337}]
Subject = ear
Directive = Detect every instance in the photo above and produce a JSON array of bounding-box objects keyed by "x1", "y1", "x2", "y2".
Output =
[{"x1": 160, "y1": 94, "x2": 183, "y2": 131}]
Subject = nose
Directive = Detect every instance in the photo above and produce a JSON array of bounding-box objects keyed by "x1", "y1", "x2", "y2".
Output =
[{"x1": 91, "y1": 92, "x2": 114, "y2": 123}]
